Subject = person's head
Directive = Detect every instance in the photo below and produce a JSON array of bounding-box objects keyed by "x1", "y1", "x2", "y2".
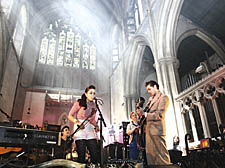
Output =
[
  {"x1": 173, "y1": 136, "x2": 180, "y2": 146},
  {"x1": 61, "y1": 125, "x2": 70, "y2": 137},
  {"x1": 130, "y1": 112, "x2": 138, "y2": 122},
  {"x1": 145, "y1": 80, "x2": 159, "y2": 96},
  {"x1": 79, "y1": 85, "x2": 96, "y2": 109},
  {"x1": 84, "y1": 85, "x2": 96, "y2": 101}
]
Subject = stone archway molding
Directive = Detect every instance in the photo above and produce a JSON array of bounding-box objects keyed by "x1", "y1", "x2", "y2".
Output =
[
  {"x1": 124, "y1": 35, "x2": 153, "y2": 97},
  {"x1": 176, "y1": 29, "x2": 225, "y2": 64}
]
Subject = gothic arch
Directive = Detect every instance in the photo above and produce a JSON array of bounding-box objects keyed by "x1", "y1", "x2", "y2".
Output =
[
  {"x1": 124, "y1": 35, "x2": 153, "y2": 97},
  {"x1": 176, "y1": 29, "x2": 225, "y2": 63}
]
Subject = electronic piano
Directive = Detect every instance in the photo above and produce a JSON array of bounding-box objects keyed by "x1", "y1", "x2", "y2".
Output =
[{"x1": 0, "y1": 126, "x2": 60, "y2": 147}]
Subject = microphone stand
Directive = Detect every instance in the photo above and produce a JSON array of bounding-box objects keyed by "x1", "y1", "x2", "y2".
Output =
[
  {"x1": 0, "y1": 108, "x2": 11, "y2": 122},
  {"x1": 95, "y1": 99, "x2": 106, "y2": 166},
  {"x1": 67, "y1": 110, "x2": 96, "y2": 160}
]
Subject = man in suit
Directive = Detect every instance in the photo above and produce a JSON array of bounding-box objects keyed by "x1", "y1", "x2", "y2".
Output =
[{"x1": 143, "y1": 80, "x2": 171, "y2": 166}]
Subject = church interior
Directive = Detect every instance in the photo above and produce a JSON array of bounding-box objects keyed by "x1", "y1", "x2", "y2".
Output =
[{"x1": 0, "y1": 0, "x2": 225, "y2": 167}]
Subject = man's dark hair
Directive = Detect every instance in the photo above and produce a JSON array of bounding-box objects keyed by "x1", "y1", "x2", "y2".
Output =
[
  {"x1": 145, "y1": 80, "x2": 159, "y2": 89},
  {"x1": 61, "y1": 125, "x2": 69, "y2": 132}
]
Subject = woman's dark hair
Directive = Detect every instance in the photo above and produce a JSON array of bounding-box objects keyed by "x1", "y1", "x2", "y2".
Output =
[
  {"x1": 85, "y1": 85, "x2": 96, "y2": 93},
  {"x1": 145, "y1": 80, "x2": 159, "y2": 89},
  {"x1": 78, "y1": 85, "x2": 96, "y2": 109}
]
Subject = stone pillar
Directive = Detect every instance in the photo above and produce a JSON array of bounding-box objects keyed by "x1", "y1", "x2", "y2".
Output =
[
  {"x1": 125, "y1": 94, "x2": 137, "y2": 119},
  {"x1": 195, "y1": 91, "x2": 210, "y2": 138},
  {"x1": 126, "y1": 96, "x2": 132, "y2": 118},
  {"x1": 131, "y1": 96, "x2": 136, "y2": 112},
  {"x1": 211, "y1": 99, "x2": 222, "y2": 127},
  {"x1": 153, "y1": 62, "x2": 163, "y2": 89},
  {"x1": 155, "y1": 57, "x2": 186, "y2": 148},
  {"x1": 0, "y1": 8, "x2": 6, "y2": 92},
  {"x1": 189, "y1": 109, "x2": 199, "y2": 142}
]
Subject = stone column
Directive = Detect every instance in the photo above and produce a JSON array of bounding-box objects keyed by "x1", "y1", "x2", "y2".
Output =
[
  {"x1": 211, "y1": 98, "x2": 222, "y2": 127},
  {"x1": 195, "y1": 91, "x2": 210, "y2": 138},
  {"x1": 155, "y1": 57, "x2": 186, "y2": 148},
  {"x1": 125, "y1": 94, "x2": 137, "y2": 119},
  {"x1": 131, "y1": 96, "x2": 137, "y2": 112},
  {"x1": 0, "y1": 10, "x2": 4, "y2": 90},
  {"x1": 189, "y1": 109, "x2": 199, "y2": 142}
]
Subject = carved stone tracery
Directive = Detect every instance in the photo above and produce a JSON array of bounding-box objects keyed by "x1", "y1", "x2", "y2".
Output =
[{"x1": 177, "y1": 66, "x2": 225, "y2": 111}]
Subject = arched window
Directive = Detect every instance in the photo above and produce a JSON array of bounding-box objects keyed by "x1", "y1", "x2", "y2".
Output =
[
  {"x1": 137, "y1": 0, "x2": 144, "y2": 27},
  {"x1": 126, "y1": 0, "x2": 144, "y2": 39},
  {"x1": 13, "y1": 5, "x2": 27, "y2": 58},
  {"x1": 38, "y1": 20, "x2": 97, "y2": 70},
  {"x1": 90, "y1": 44, "x2": 96, "y2": 70},
  {"x1": 111, "y1": 25, "x2": 120, "y2": 69},
  {"x1": 73, "y1": 32, "x2": 81, "y2": 68}
]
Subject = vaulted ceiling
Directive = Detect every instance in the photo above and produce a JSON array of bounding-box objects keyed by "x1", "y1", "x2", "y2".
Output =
[
  {"x1": 28, "y1": 0, "x2": 122, "y2": 32},
  {"x1": 181, "y1": 0, "x2": 225, "y2": 45}
]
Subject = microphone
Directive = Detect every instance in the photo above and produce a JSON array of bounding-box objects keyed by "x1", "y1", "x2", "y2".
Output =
[
  {"x1": 94, "y1": 97, "x2": 102, "y2": 101},
  {"x1": 94, "y1": 97, "x2": 104, "y2": 105}
]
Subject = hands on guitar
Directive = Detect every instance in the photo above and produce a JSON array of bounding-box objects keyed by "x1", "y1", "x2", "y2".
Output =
[
  {"x1": 94, "y1": 125, "x2": 100, "y2": 132},
  {"x1": 134, "y1": 126, "x2": 140, "y2": 132},
  {"x1": 73, "y1": 108, "x2": 97, "y2": 130},
  {"x1": 74, "y1": 120, "x2": 85, "y2": 130}
]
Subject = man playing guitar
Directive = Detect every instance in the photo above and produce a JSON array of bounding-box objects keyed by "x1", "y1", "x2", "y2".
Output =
[{"x1": 135, "y1": 97, "x2": 147, "y2": 165}]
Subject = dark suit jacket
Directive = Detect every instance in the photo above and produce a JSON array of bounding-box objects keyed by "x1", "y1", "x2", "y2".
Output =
[{"x1": 146, "y1": 91, "x2": 169, "y2": 136}]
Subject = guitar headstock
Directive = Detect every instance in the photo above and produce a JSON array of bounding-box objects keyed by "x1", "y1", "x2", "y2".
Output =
[{"x1": 136, "y1": 97, "x2": 145, "y2": 109}]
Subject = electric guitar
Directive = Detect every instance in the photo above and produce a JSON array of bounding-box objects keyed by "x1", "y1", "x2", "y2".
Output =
[
  {"x1": 136, "y1": 98, "x2": 148, "y2": 148},
  {"x1": 72, "y1": 108, "x2": 97, "y2": 134}
]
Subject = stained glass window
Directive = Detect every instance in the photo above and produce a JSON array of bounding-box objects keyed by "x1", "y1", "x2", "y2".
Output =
[
  {"x1": 47, "y1": 37, "x2": 56, "y2": 65},
  {"x1": 57, "y1": 30, "x2": 66, "y2": 66},
  {"x1": 126, "y1": 0, "x2": 143, "y2": 38},
  {"x1": 38, "y1": 20, "x2": 96, "y2": 70},
  {"x1": 39, "y1": 36, "x2": 48, "y2": 64},
  {"x1": 137, "y1": 0, "x2": 144, "y2": 23},
  {"x1": 73, "y1": 33, "x2": 81, "y2": 68},
  {"x1": 82, "y1": 42, "x2": 89, "y2": 69},
  {"x1": 112, "y1": 26, "x2": 120, "y2": 69},
  {"x1": 90, "y1": 44, "x2": 96, "y2": 70},
  {"x1": 65, "y1": 28, "x2": 74, "y2": 67}
]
